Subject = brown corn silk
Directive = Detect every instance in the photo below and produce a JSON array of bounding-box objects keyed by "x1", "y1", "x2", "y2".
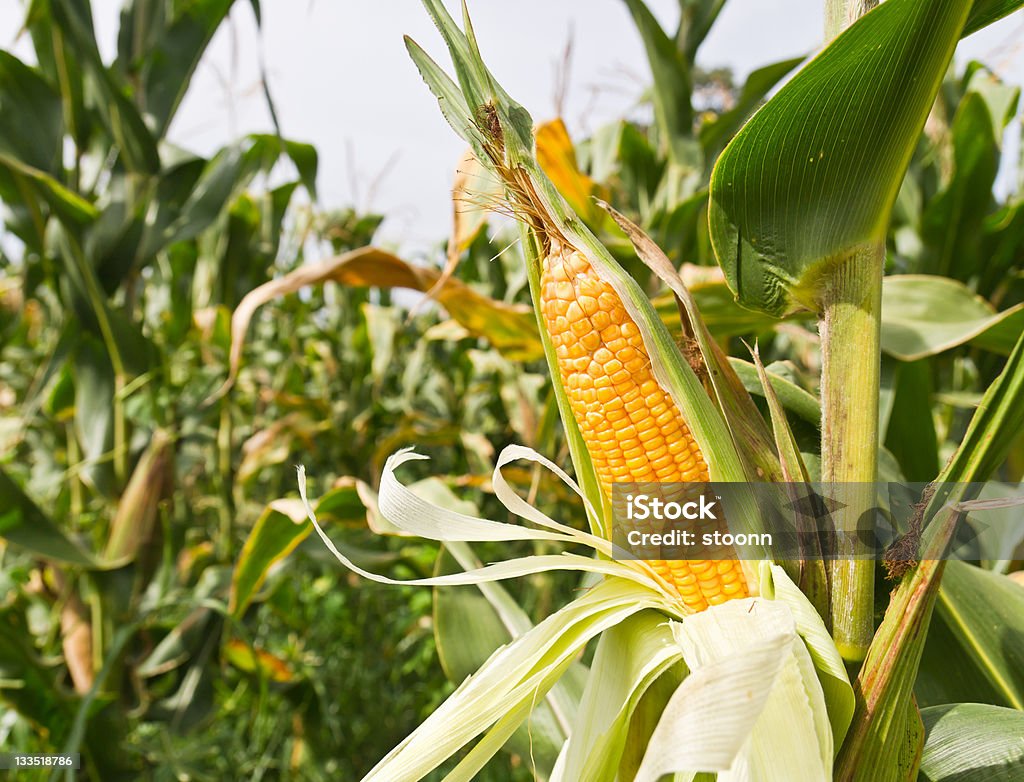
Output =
[{"x1": 540, "y1": 242, "x2": 748, "y2": 612}]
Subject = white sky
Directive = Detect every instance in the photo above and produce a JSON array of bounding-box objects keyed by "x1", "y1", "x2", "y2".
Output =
[{"x1": 2, "y1": 1, "x2": 1023, "y2": 258}]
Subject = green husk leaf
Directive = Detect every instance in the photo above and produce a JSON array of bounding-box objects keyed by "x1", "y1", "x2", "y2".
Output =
[
  {"x1": 751, "y1": 353, "x2": 830, "y2": 622},
  {"x1": 560, "y1": 611, "x2": 683, "y2": 781},
  {"x1": 434, "y1": 544, "x2": 581, "y2": 779},
  {"x1": 363, "y1": 578, "x2": 664, "y2": 781},
  {"x1": 761, "y1": 564, "x2": 854, "y2": 752},
  {"x1": 750, "y1": 349, "x2": 809, "y2": 484},
  {"x1": 635, "y1": 597, "x2": 835, "y2": 782}
]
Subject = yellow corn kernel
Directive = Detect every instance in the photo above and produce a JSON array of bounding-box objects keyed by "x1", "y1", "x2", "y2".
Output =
[{"x1": 540, "y1": 243, "x2": 748, "y2": 612}]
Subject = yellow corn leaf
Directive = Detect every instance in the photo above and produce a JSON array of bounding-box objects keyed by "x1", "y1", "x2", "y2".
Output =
[
  {"x1": 223, "y1": 639, "x2": 294, "y2": 683},
  {"x1": 536, "y1": 119, "x2": 602, "y2": 225}
]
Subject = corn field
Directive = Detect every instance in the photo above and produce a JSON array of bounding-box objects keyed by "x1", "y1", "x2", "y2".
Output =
[{"x1": 1, "y1": 0, "x2": 1024, "y2": 780}]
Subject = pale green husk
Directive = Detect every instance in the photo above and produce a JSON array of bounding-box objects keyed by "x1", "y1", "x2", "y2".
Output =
[{"x1": 301, "y1": 448, "x2": 852, "y2": 781}]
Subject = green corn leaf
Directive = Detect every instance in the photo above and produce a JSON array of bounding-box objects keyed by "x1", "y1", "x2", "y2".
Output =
[
  {"x1": 160, "y1": 136, "x2": 301, "y2": 249},
  {"x1": 0, "y1": 51, "x2": 63, "y2": 173},
  {"x1": 229, "y1": 483, "x2": 366, "y2": 617},
  {"x1": 622, "y1": 0, "x2": 693, "y2": 165},
  {"x1": 50, "y1": 0, "x2": 161, "y2": 174},
  {"x1": 678, "y1": 0, "x2": 726, "y2": 62},
  {"x1": 935, "y1": 330, "x2": 1024, "y2": 487},
  {"x1": 883, "y1": 360, "x2": 939, "y2": 482},
  {"x1": 709, "y1": 0, "x2": 974, "y2": 316},
  {"x1": 922, "y1": 93, "x2": 1001, "y2": 280},
  {"x1": 0, "y1": 609, "x2": 77, "y2": 747},
  {"x1": 964, "y1": 0, "x2": 1024, "y2": 35},
  {"x1": 136, "y1": 608, "x2": 217, "y2": 679},
  {"x1": 654, "y1": 281, "x2": 801, "y2": 339},
  {"x1": 918, "y1": 562, "x2": 1024, "y2": 710},
  {"x1": 0, "y1": 468, "x2": 96, "y2": 566},
  {"x1": 881, "y1": 276, "x2": 1024, "y2": 361},
  {"x1": 72, "y1": 334, "x2": 117, "y2": 497},
  {"x1": 364, "y1": 578, "x2": 663, "y2": 781},
  {"x1": 229, "y1": 499, "x2": 313, "y2": 618},
  {"x1": 919, "y1": 704, "x2": 1024, "y2": 780},
  {"x1": 116, "y1": 0, "x2": 239, "y2": 139},
  {"x1": 0, "y1": 155, "x2": 98, "y2": 227},
  {"x1": 699, "y1": 56, "x2": 805, "y2": 160},
  {"x1": 0, "y1": 50, "x2": 93, "y2": 229},
  {"x1": 729, "y1": 357, "x2": 821, "y2": 426},
  {"x1": 137, "y1": 565, "x2": 232, "y2": 679}
]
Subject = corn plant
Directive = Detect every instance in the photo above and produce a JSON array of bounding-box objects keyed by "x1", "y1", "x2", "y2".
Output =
[
  {"x1": 299, "y1": 1, "x2": 1024, "y2": 780},
  {"x1": 302, "y1": 2, "x2": 850, "y2": 779}
]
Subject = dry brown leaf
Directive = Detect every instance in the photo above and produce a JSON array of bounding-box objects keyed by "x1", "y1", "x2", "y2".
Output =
[
  {"x1": 415, "y1": 148, "x2": 503, "y2": 319},
  {"x1": 51, "y1": 568, "x2": 93, "y2": 694},
  {"x1": 209, "y1": 246, "x2": 541, "y2": 402}
]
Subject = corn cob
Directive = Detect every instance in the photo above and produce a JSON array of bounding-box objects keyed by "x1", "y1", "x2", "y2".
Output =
[{"x1": 540, "y1": 242, "x2": 748, "y2": 611}]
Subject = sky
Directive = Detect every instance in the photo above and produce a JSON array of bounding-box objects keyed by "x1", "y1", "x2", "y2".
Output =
[{"x1": 1, "y1": 1, "x2": 1023, "y2": 257}]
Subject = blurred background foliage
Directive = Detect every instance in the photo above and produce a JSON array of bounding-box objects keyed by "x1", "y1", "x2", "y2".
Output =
[{"x1": 0, "y1": 0, "x2": 1022, "y2": 779}]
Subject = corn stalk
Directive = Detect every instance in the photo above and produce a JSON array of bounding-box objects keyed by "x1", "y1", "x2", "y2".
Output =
[{"x1": 818, "y1": 0, "x2": 883, "y2": 666}]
